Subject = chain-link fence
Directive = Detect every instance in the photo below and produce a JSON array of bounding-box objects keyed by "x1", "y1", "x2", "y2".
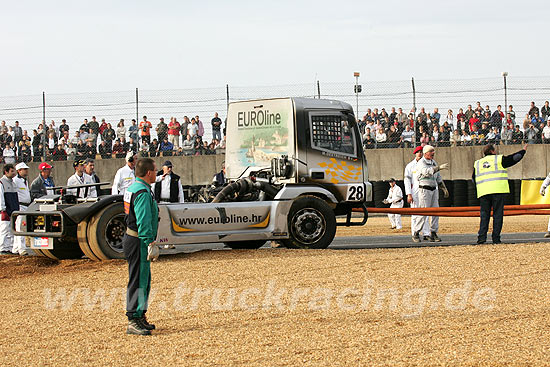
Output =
[{"x1": 1, "y1": 76, "x2": 549, "y2": 162}]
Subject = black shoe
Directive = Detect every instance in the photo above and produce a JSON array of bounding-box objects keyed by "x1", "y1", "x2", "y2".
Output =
[
  {"x1": 0, "y1": 251, "x2": 13, "y2": 255},
  {"x1": 412, "y1": 232, "x2": 421, "y2": 243},
  {"x1": 127, "y1": 319, "x2": 152, "y2": 335},
  {"x1": 422, "y1": 236, "x2": 430, "y2": 241},
  {"x1": 429, "y1": 232, "x2": 441, "y2": 242},
  {"x1": 493, "y1": 240, "x2": 502, "y2": 244},
  {"x1": 476, "y1": 240, "x2": 486, "y2": 244},
  {"x1": 139, "y1": 316, "x2": 156, "y2": 330}
]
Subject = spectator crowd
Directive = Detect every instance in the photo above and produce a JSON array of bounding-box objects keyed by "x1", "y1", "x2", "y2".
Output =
[
  {"x1": 1, "y1": 100, "x2": 550, "y2": 163},
  {"x1": 0, "y1": 113, "x2": 227, "y2": 163},
  {"x1": 359, "y1": 100, "x2": 550, "y2": 149}
]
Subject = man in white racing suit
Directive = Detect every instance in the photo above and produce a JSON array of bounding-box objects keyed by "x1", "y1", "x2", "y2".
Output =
[
  {"x1": 112, "y1": 152, "x2": 136, "y2": 196},
  {"x1": 411, "y1": 145, "x2": 449, "y2": 243},
  {"x1": 383, "y1": 178, "x2": 403, "y2": 230},
  {"x1": 13, "y1": 163, "x2": 32, "y2": 255},
  {"x1": 404, "y1": 146, "x2": 431, "y2": 238}
]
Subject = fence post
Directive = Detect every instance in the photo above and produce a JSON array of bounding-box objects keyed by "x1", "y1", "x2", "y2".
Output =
[
  {"x1": 503, "y1": 72, "x2": 508, "y2": 119},
  {"x1": 42, "y1": 91, "x2": 46, "y2": 123},
  {"x1": 226, "y1": 84, "x2": 230, "y2": 112},
  {"x1": 411, "y1": 77, "x2": 417, "y2": 144},
  {"x1": 317, "y1": 80, "x2": 321, "y2": 99},
  {"x1": 135, "y1": 88, "x2": 139, "y2": 124},
  {"x1": 42, "y1": 91, "x2": 46, "y2": 161},
  {"x1": 135, "y1": 88, "x2": 140, "y2": 152}
]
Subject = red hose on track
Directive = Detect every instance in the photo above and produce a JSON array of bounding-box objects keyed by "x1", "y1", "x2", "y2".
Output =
[
  {"x1": 355, "y1": 205, "x2": 550, "y2": 217},
  {"x1": 396, "y1": 210, "x2": 550, "y2": 217}
]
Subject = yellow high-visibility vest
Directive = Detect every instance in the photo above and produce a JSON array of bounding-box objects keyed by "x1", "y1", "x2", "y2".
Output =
[{"x1": 474, "y1": 154, "x2": 509, "y2": 198}]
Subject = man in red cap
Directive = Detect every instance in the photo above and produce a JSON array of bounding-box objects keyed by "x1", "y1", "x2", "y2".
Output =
[
  {"x1": 403, "y1": 146, "x2": 431, "y2": 239},
  {"x1": 30, "y1": 162, "x2": 55, "y2": 200}
]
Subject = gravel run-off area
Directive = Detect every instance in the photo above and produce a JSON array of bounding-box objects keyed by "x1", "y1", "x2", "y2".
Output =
[{"x1": 0, "y1": 216, "x2": 549, "y2": 366}]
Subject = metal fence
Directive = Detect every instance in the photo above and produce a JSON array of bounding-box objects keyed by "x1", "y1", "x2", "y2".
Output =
[{"x1": 0, "y1": 76, "x2": 549, "y2": 161}]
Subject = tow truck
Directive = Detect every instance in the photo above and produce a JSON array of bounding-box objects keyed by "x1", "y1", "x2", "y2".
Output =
[{"x1": 12, "y1": 97, "x2": 372, "y2": 260}]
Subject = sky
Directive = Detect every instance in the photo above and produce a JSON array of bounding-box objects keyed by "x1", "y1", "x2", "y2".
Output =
[{"x1": 1, "y1": 0, "x2": 549, "y2": 96}]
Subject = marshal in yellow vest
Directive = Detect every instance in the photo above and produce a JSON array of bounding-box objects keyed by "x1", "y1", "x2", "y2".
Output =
[{"x1": 474, "y1": 154, "x2": 510, "y2": 198}]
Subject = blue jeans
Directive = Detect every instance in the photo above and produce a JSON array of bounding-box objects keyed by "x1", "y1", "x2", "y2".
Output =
[{"x1": 212, "y1": 129, "x2": 222, "y2": 141}]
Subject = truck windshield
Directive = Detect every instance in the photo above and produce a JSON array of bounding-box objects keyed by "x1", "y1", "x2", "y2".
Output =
[{"x1": 310, "y1": 113, "x2": 357, "y2": 157}]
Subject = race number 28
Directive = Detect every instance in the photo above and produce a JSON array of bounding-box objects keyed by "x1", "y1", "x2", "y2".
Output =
[{"x1": 346, "y1": 184, "x2": 364, "y2": 201}]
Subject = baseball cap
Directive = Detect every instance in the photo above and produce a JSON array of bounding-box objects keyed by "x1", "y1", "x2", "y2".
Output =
[
  {"x1": 38, "y1": 162, "x2": 52, "y2": 170},
  {"x1": 73, "y1": 160, "x2": 84, "y2": 168},
  {"x1": 389, "y1": 178, "x2": 396, "y2": 183},
  {"x1": 423, "y1": 145, "x2": 435, "y2": 154},
  {"x1": 15, "y1": 162, "x2": 29, "y2": 170},
  {"x1": 413, "y1": 146, "x2": 423, "y2": 154},
  {"x1": 125, "y1": 151, "x2": 136, "y2": 162},
  {"x1": 163, "y1": 160, "x2": 173, "y2": 168}
]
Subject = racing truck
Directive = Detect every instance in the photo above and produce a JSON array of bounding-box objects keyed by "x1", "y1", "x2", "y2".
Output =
[{"x1": 12, "y1": 97, "x2": 372, "y2": 260}]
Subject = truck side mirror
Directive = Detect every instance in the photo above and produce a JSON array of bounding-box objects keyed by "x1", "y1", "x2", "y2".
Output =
[{"x1": 271, "y1": 156, "x2": 293, "y2": 179}]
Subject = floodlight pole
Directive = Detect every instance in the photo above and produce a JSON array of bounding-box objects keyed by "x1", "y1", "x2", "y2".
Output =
[
  {"x1": 354, "y1": 72, "x2": 360, "y2": 117},
  {"x1": 502, "y1": 72, "x2": 508, "y2": 115}
]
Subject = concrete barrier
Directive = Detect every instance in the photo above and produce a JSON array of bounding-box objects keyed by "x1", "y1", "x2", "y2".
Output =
[
  {"x1": 22, "y1": 154, "x2": 222, "y2": 189},
  {"x1": 518, "y1": 144, "x2": 546, "y2": 179},
  {"x1": 365, "y1": 145, "x2": 545, "y2": 182},
  {"x1": 377, "y1": 148, "x2": 405, "y2": 180},
  {"x1": 13, "y1": 145, "x2": 548, "y2": 189}
]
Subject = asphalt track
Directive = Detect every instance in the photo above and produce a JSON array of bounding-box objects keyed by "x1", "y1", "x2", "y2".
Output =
[{"x1": 162, "y1": 232, "x2": 550, "y2": 255}]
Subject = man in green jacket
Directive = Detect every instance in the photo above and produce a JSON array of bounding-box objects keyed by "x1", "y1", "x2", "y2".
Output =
[{"x1": 122, "y1": 158, "x2": 159, "y2": 335}]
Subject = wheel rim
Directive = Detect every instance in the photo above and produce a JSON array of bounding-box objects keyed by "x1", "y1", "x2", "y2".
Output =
[
  {"x1": 105, "y1": 214, "x2": 126, "y2": 253},
  {"x1": 291, "y1": 208, "x2": 326, "y2": 245}
]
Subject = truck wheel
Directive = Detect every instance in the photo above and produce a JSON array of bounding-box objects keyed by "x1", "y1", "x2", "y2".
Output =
[
  {"x1": 32, "y1": 248, "x2": 47, "y2": 257},
  {"x1": 41, "y1": 238, "x2": 85, "y2": 260},
  {"x1": 282, "y1": 196, "x2": 336, "y2": 249},
  {"x1": 224, "y1": 240, "x2": 266, "y2": 249},
  {"x1": 88, "y1": 203, "x2": 126, "y2": 260},
  {"x1": 77, "y1": 219, "x2": 101, "y2": 261}
]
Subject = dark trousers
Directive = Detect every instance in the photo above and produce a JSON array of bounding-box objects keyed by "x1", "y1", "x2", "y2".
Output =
[
  {"x1": 123, "y1": 234, "x2": 151, "y2": 320},
  {"x1": 478, "y1": 193, "x2": 506, "y2": 243}
]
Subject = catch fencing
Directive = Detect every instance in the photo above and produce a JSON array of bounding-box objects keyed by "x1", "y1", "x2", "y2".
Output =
[{"x1": 1, "y1": 76, "x2": 550, "y2": 142}]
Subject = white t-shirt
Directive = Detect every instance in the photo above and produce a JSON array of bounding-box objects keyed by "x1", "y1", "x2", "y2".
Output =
[
  {"x1": 112, "y1": 165, "x2": 135, "y2": 196},
  {"x1": 385, "y1": 185, "x2": 404, "y2": 208},
  {"x1": 3, "y1": 148, "x2": 15, "y2": 163},
  {"x1": 401, "y1": 130, "x2": 415, "y2": 142}
]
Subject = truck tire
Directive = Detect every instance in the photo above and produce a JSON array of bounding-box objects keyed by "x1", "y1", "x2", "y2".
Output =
[
  {"x1": 224, "y1": 240, "x2": 267, "y2": 249},
  {"x1": 87, "y1": 203, "x2": 126, "y2": 260},
  {"x1": 32, "y1": 248, "x2": 47, "y2": 257},
  {"x1": 41, "y1": 238, "x2": 84, "y2": 260},
  {"x1": 282, "y1": 196, "x2": 336, "y2": 249},
  {"x1": 77, "y1": 219, "x2": 101, "y2": 261}
]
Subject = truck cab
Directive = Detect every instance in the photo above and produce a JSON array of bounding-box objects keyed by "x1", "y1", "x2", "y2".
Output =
[{"x1": 227, "y1": 98, "x2": 370, "y2": 204}]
